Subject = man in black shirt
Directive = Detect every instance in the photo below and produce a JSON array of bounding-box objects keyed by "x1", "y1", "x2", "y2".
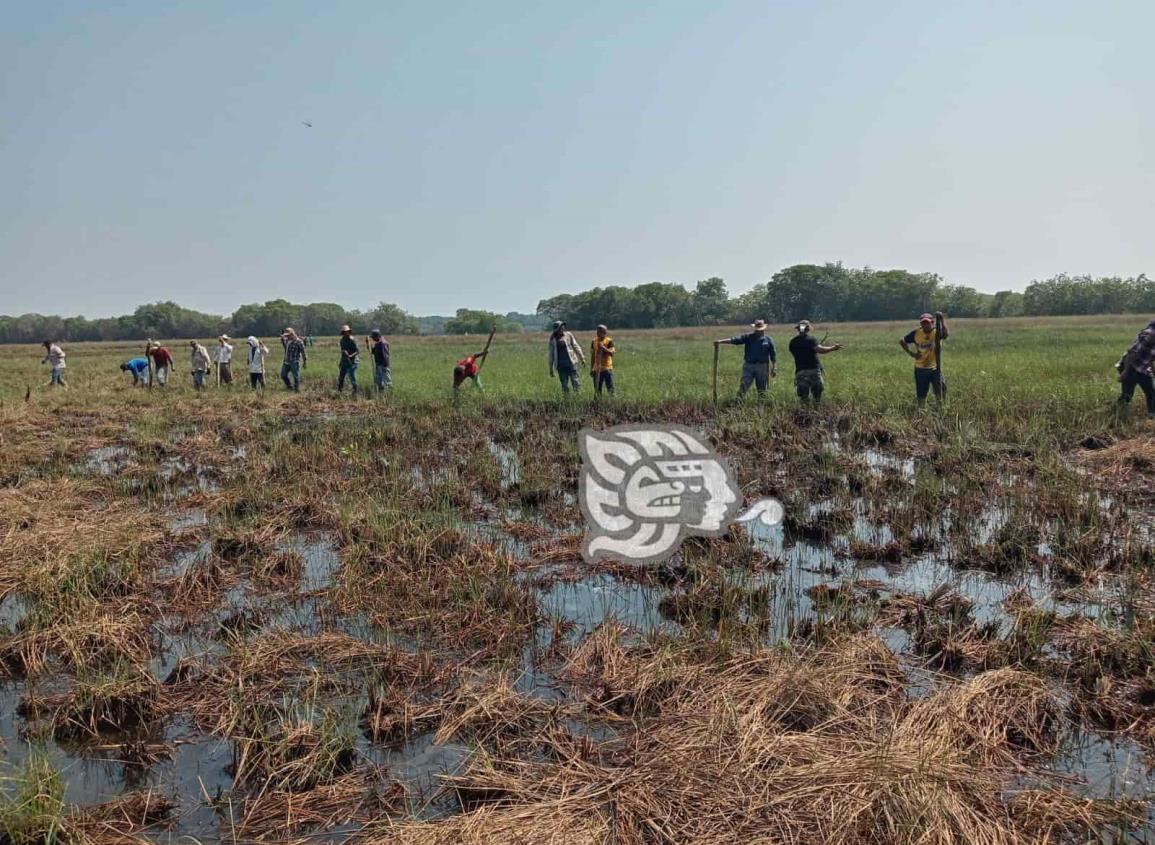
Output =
[
  {"x1": 788, "y1": 320, "x2": 842, "y2": 403},
  {"x1": 368, "y1": 330, "x2": 391, "y2": 394},
  {"x1": 337, "y1": 325, "x2": 360, "y2": 396}
]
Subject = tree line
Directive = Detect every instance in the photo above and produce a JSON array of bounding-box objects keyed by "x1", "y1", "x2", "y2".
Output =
[
  {"x1": 0, "y1": 299, "x2": 554, "y2": 344},
  {"x1": 1, "y1": 268, "x2": 1150, "y2": 344},
  {"x1": 536, "y1": 267, "x2": 1154, "y2": 329}
]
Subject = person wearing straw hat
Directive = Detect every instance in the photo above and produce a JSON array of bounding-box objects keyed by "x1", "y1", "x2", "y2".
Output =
[
  {"x1": 714, "y1": 318, "x2": 777, "y2": 398},
  {"x1": 900, "y1": 312, "x2": 948, "y2": 407},
  {"x1": 788, "y1": 320, "x2": 842, "y2": 404},
  {"x1": 337, "y1": 325, "x2": 360, "y2": 396},
  {"x1": 214, "y1": 335, "x2": 234, "y2": 386},
  {"x1": 279, "y1": 327, "x2": 307, "y2": 392}
]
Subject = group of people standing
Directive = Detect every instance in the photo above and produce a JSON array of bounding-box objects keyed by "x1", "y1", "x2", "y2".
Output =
[
  {"x1": 35, "y1": 316, "x2": 1155, "y2": 417},
  {"x1": 114, "y1": 325, "x2": 392, "y2": 396}
]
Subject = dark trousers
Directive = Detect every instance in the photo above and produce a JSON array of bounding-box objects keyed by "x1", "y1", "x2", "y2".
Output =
[
  {"x1": 594, "y1": 370, "x2": 614, "y2": 396},
  {"x1": 914, "y1": 368, "x2": 943, "y2": 402},
  {"x1": 249, "y1": 372, "x2": 265, "y2": 390},
  {"x1": 281, "y1": 361, "x2": 300, "y2": 391},
  {"x1": 557, "y1": 366, "x2": 580, "y2": 392},
  {"x1": 1120, "y1": 368, "x2": 1155, "y2": 413},
  {"x1": 338, "y1": 358, "x2": 358, "y2": 393}
]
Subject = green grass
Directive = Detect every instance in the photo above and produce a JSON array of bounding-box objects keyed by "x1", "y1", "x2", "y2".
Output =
[{"x1": 2, "y1": 315, "x2": 1147, "y2": 445}]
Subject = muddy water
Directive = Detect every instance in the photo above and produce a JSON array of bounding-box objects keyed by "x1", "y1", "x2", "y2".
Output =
[{"x1": 3, "y1": 441, "x2": 1153, "y2": 842}]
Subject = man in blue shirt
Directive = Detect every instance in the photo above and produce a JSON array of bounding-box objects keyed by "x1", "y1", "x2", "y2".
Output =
[
  {"x1": 120, "y1": 357, "x2": 151, "y2": 387},
  {"x1": 714, "y1": 319, "x2": 777, "y2": 398}
]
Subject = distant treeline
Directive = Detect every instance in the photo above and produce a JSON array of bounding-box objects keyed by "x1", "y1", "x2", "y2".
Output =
[
  {"x1": 0, "y1": 300, "x2": 547, "y2": 344},
  {"x1": 536, "y1": 267, "x2": 1155, "y2": 329},
  {"x1": 1, "y1": 268, "x2": 1151, "y2": 344}
]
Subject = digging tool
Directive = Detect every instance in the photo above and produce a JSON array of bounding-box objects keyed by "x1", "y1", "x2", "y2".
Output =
[
  {"x1": 475, "y1": 326, "x2": 497, "y2": 373},
  {"x1": 712, "y1": 342, "x2": 719, "y2": 406},
  {"x1": 145, "y1": 339, "x2": 154, "y2": 391},
  {"x1": 935, "y1": 313, "x2": 947, "y2": 400}
]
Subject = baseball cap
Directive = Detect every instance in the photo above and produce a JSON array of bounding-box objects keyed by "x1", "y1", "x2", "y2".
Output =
[{"x1": 919, "y1": 313, "x2": 934, "y2": 323}]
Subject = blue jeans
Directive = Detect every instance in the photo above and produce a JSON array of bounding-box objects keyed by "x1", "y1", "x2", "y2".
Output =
[
  {"x1": 338, "y1": 358, "x2": 358, "y2": 393},
  {"x1": 50, "y1": 368, "x2": 65, "y2": 385},
  {"x1": 594, "y1": 370, "x2": 614, "y2": 396},
  {"x1": 281, "y1": 361, "x2": 301, "y2": 391},
  {"x1": 374, "y1": 364, "x2": 392, "y2": 392},
  {"x1": 557, "y1": 366, "x2": 580, "y2": 393},
  {"x1": 192, "y1": 369, "x2": 207, "y2": 390}
]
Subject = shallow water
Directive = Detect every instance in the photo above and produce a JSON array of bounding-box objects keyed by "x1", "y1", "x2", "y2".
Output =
[{"x1": 6, "y1": 438, "x2": 1155, "y2": 841}]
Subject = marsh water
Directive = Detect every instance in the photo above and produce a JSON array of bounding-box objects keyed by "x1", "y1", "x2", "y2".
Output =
[{"x1": 1, "y1": 434, "x2": 1152, "y2": 843}]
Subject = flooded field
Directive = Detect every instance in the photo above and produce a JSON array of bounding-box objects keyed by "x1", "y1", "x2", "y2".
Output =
[{"x1": 1, "y1": 398, "x2": 1153, "y2": 844}]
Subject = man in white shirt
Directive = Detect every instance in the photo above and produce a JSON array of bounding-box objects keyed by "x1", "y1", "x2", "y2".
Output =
[
  {"x1": 41, "y1": 340, "x2": 67, "y2": 387},
  {"x1": 247, "y1": 336, "x2": 269, "y2": 390},
  {"x1": 214, "y1": 335, "x2": 234, "y2": 386}
]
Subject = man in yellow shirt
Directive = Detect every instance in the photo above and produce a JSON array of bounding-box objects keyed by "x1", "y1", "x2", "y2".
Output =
[
  {"x1": 900, "y1": 312, "x2": 949, "y2": 406},
  {"x1": 590, "y1": 324, "x2": 616, "y2": 397}
]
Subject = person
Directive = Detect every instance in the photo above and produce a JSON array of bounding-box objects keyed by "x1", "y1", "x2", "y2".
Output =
[
  {"x1": 453, "y1": 349, "x2": 488, "y2": 393},
  {"x1": 246, "y1": 336, "x2": 269, "y2": 390},
  {"x1": 714, "y1": 319, "x2": 777, "y2": 398},
  {"x1": 548, "y1": 320, "x2": 585, "y2": 393},
  {"x1": 1117, "y1": 318, "x2": 1155, "y2": 418},
  {"x1": 590, "y1": 324, "x2": 616, "y2": 397},
  {"x1": 189, "y1": 340, "x2": 211, "y2": 391},
  {"x1": 900, "y1": 312, "x2": 948, "y2": 407},
  {"x1": 41, "y1": 340, "x2": 67, "y2": 387},
  {"x1": 147, "y1": 343, "x2": 175, "y2": 387},
  {"x1": 368, "y1": 330, "x2": 391, "y2": 394},
  {"x1": 788, "y1": 320, "x2": 843, "y2": 403},
  {"x1": 215, "y1": 335, "x2": 234, "y2": 385},
  {"x1": 121, "y1": 357, "x2": 151, "y2": 386},
  {"x1": 280, "y1": 327, "x2": 307, "y2": 392},
  {"x1": 337, "y1": 325, "x2": 359, "y2": 395}
]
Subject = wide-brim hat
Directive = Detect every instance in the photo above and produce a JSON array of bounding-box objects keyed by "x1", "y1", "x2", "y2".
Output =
[
  {"x1": 340, "y1": 325, "x2": 352, "y2": 334},
  {"x1": 751, "y1": 319, "x2": 768, "y2": 331},
  {"x1": 795, "y1": 320, "x2": 811, "y2": 332}
]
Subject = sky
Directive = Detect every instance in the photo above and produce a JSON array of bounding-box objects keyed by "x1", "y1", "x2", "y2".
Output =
[{"x1": 2, "y1": 0, "x2": 1153, "y2": 318}]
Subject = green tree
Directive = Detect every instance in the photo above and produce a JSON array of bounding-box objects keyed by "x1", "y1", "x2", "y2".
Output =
[{"x1": 443, "y1": 309, "x2": 517, "y2": 334}]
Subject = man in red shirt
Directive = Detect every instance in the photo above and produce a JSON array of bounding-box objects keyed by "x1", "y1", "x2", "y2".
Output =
[
  {"x1": 147, "y1": 343, "x2": 175, "y2": 387},
  {"x1": 452, "y1": 348, "x2": 489, "y2": 393}
]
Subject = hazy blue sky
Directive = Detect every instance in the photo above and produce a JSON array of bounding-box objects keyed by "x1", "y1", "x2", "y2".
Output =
[{"x1": 3, "y1": 0, "x2": 1152, "y2": 318}]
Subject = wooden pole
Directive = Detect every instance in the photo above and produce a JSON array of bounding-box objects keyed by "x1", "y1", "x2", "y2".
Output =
[
  {"x1": 712, "y1": 344, "x2": 720, "y2": 406},
  {"x1": 934, "y1": 313, "x2": 945, "y2": 400},
  {"x1": 475, "y1": 326, "x2": 497, "y2": 373},
  {"x1": 145, "y1": 339, "x2": 154, "y2": 391}
]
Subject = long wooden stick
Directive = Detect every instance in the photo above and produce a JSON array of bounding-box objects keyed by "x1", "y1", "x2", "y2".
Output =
[
  {"x1": 934, "y1": 313, "x2": 945, "y2": 399},
  {"x1": 475, "y1": 326, "x2": 497, "y2": 373},
  {"x1": 145, "y1": 339, "x2": 154, "y2": 391},
  {"x1": 712, "y1": 344, "x2": 720, "y2": 406}
]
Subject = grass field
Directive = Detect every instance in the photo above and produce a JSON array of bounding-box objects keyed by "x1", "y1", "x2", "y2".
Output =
[{"x1": 0, "y1": 315, "x2": 1153, "y2": 843}]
